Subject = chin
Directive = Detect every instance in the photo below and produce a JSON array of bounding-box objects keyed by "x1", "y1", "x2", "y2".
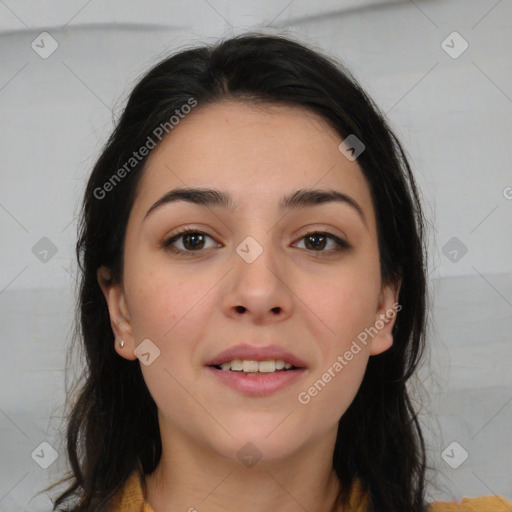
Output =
[{"x1": 208, "y1": 416, "x2": 308, "y2": 463}]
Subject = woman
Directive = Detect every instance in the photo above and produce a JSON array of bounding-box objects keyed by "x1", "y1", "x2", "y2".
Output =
[{"x1": 47, "y1": 33, "x2": 510, "y2": 511}]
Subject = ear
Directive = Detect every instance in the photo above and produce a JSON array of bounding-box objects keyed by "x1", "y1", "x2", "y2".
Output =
[
  {"x1": 368, "y1": 279, "x2": 402, "y2": 356},
  {"x1": 97, "y1": 266, "x2": 137, "y2": 361}
]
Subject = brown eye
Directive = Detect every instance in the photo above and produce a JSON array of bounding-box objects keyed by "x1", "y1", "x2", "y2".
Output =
[
  {"x1": 294, "y1": 231, "x2": 350, "y2": 253},
  {"x1": 160, "y1": 228, "x2": 350, "y2": 256},
  {"x1": 161, "y1": 229, "x2": 219, "y2": 254},
  {"x1": 181, "y1": 232, "x2": 206, "y2": 250},
  {"x1": 304, "y1": 233, "x2": 328, "y2": 250}
]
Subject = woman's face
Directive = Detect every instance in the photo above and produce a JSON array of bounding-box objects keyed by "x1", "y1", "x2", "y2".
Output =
[{"x1": 99, "y1": 100, "x2": 399, "y2": 463}]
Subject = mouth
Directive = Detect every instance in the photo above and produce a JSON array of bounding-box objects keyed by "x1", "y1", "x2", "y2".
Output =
[
  {"x1": 206, "y1": 363, "x2": 307, "y2": 396},
  {"x1": 205, "y1": 344, "x2": 308, "y2": 396},
  {"x1": 208, "y1": 359, "x2": 301, "y2": 375},
  {"x1": 205, "y1": 343, "x2": 308, "y2": 371}
]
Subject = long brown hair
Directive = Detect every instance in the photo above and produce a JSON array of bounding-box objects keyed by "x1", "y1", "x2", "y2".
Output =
[{"x1": 46, "y1": 32, "x2": 429, "y2": 511}]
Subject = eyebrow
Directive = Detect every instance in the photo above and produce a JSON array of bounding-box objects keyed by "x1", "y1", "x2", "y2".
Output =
[{"x1": 143, "y1": 187, "x2": 367, "y2": 227}]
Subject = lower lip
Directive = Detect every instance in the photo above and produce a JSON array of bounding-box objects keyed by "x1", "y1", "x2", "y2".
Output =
[{"x1": 205, "y1": 367, "x2": 307, "y2": 396}]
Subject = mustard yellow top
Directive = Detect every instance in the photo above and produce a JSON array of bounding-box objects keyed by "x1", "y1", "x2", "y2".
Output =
[{"x1": 111, "y1": 467, "x2": 511, "y2": 512}]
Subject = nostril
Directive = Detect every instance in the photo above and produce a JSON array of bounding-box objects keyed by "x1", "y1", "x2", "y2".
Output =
[{"x1": 235, "y1": 305, "x2": 246, "y2": 313}]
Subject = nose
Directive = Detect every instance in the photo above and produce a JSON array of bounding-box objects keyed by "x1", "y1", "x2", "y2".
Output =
[{"x1": 222, "y1": 236, "x2": 294, "y2": 324}]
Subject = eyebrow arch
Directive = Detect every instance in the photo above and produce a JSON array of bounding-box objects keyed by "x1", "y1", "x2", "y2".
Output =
[{"x1": 143, "y1": 187, "x2": 367, "y2": 227}]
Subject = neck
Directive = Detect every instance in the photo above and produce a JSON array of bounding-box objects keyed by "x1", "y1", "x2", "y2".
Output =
[{"x1": 144, "y1": 424, "x2": 344, "y2": 512}]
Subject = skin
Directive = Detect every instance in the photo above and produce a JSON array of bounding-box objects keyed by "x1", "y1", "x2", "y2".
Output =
[{"x1": 98, "y1": 100, "x2": 400, "y2": 512}]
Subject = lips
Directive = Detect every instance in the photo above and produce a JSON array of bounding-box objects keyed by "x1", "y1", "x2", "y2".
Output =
[
  {"x1": 205, "y1": 343, "x2": 308, "y2": 369},
  {"x1": 206, "y1": 365, "x2": 307, "y2": 396}
]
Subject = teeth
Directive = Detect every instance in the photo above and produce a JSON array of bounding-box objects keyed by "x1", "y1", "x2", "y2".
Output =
[
  {"x1": 258, "y1": 360, "x2": 275, "y2": 373},
  {"x1": 243, "y1": 360, "x2": 259, "y2": 372},
  {"x1": 230, "y1": 359, "x2": 243, "y2": 371},
  {"x1": 217, "y1": 359, "x2": 296, "y2": 373}
]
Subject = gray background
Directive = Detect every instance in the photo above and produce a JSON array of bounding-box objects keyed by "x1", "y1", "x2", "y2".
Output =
[{"x1": 1, "y1": 0, "x2": 511, "y2": 510}]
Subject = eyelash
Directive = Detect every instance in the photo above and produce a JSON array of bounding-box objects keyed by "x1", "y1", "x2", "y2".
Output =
[{"x1": 160, "y1": 227, "x2": 351, "y2": 256}]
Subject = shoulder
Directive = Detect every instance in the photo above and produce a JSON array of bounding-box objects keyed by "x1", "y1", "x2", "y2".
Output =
[
  {"x1": 110, "y1": 469, "x2": 154, "y2": 512},
  {"x1": 427, "y1": 495, "x2": 512, "y2": 511},
  {"x1": 111, "y1": 472, "x2": 511, "y2": 512},
  {"x1": 347, "y1": 479, "x2": 511, "y2": 512}
]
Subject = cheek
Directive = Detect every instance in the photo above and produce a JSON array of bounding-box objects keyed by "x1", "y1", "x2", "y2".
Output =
[
  {"x1": 299, "y1": 255, "x2": 380, "y2": 416},
  {"x1": 300, "y1": 350, "x2": 369, "y2": 416},
  {"x1": 296, "y1": 258, "x2": 381, "y2": 355},
  {"x1": 125, "y1": 265, "x2": 208, "y2": 341},
  {"x1": 126, "y1": 270, "x2": 211, "y2": 411},
  {"x1": 297, "y1": 278, "x2": 374, "y2": 420}
]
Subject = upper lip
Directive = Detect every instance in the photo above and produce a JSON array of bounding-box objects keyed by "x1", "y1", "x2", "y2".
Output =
[{"x1": 205, "y1": 343, "x2": 307, "y2": 368}]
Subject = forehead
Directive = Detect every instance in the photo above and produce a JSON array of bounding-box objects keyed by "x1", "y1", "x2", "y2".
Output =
[{"x1": 131, "y1": 100, "x2": 375, "y2": 225}]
